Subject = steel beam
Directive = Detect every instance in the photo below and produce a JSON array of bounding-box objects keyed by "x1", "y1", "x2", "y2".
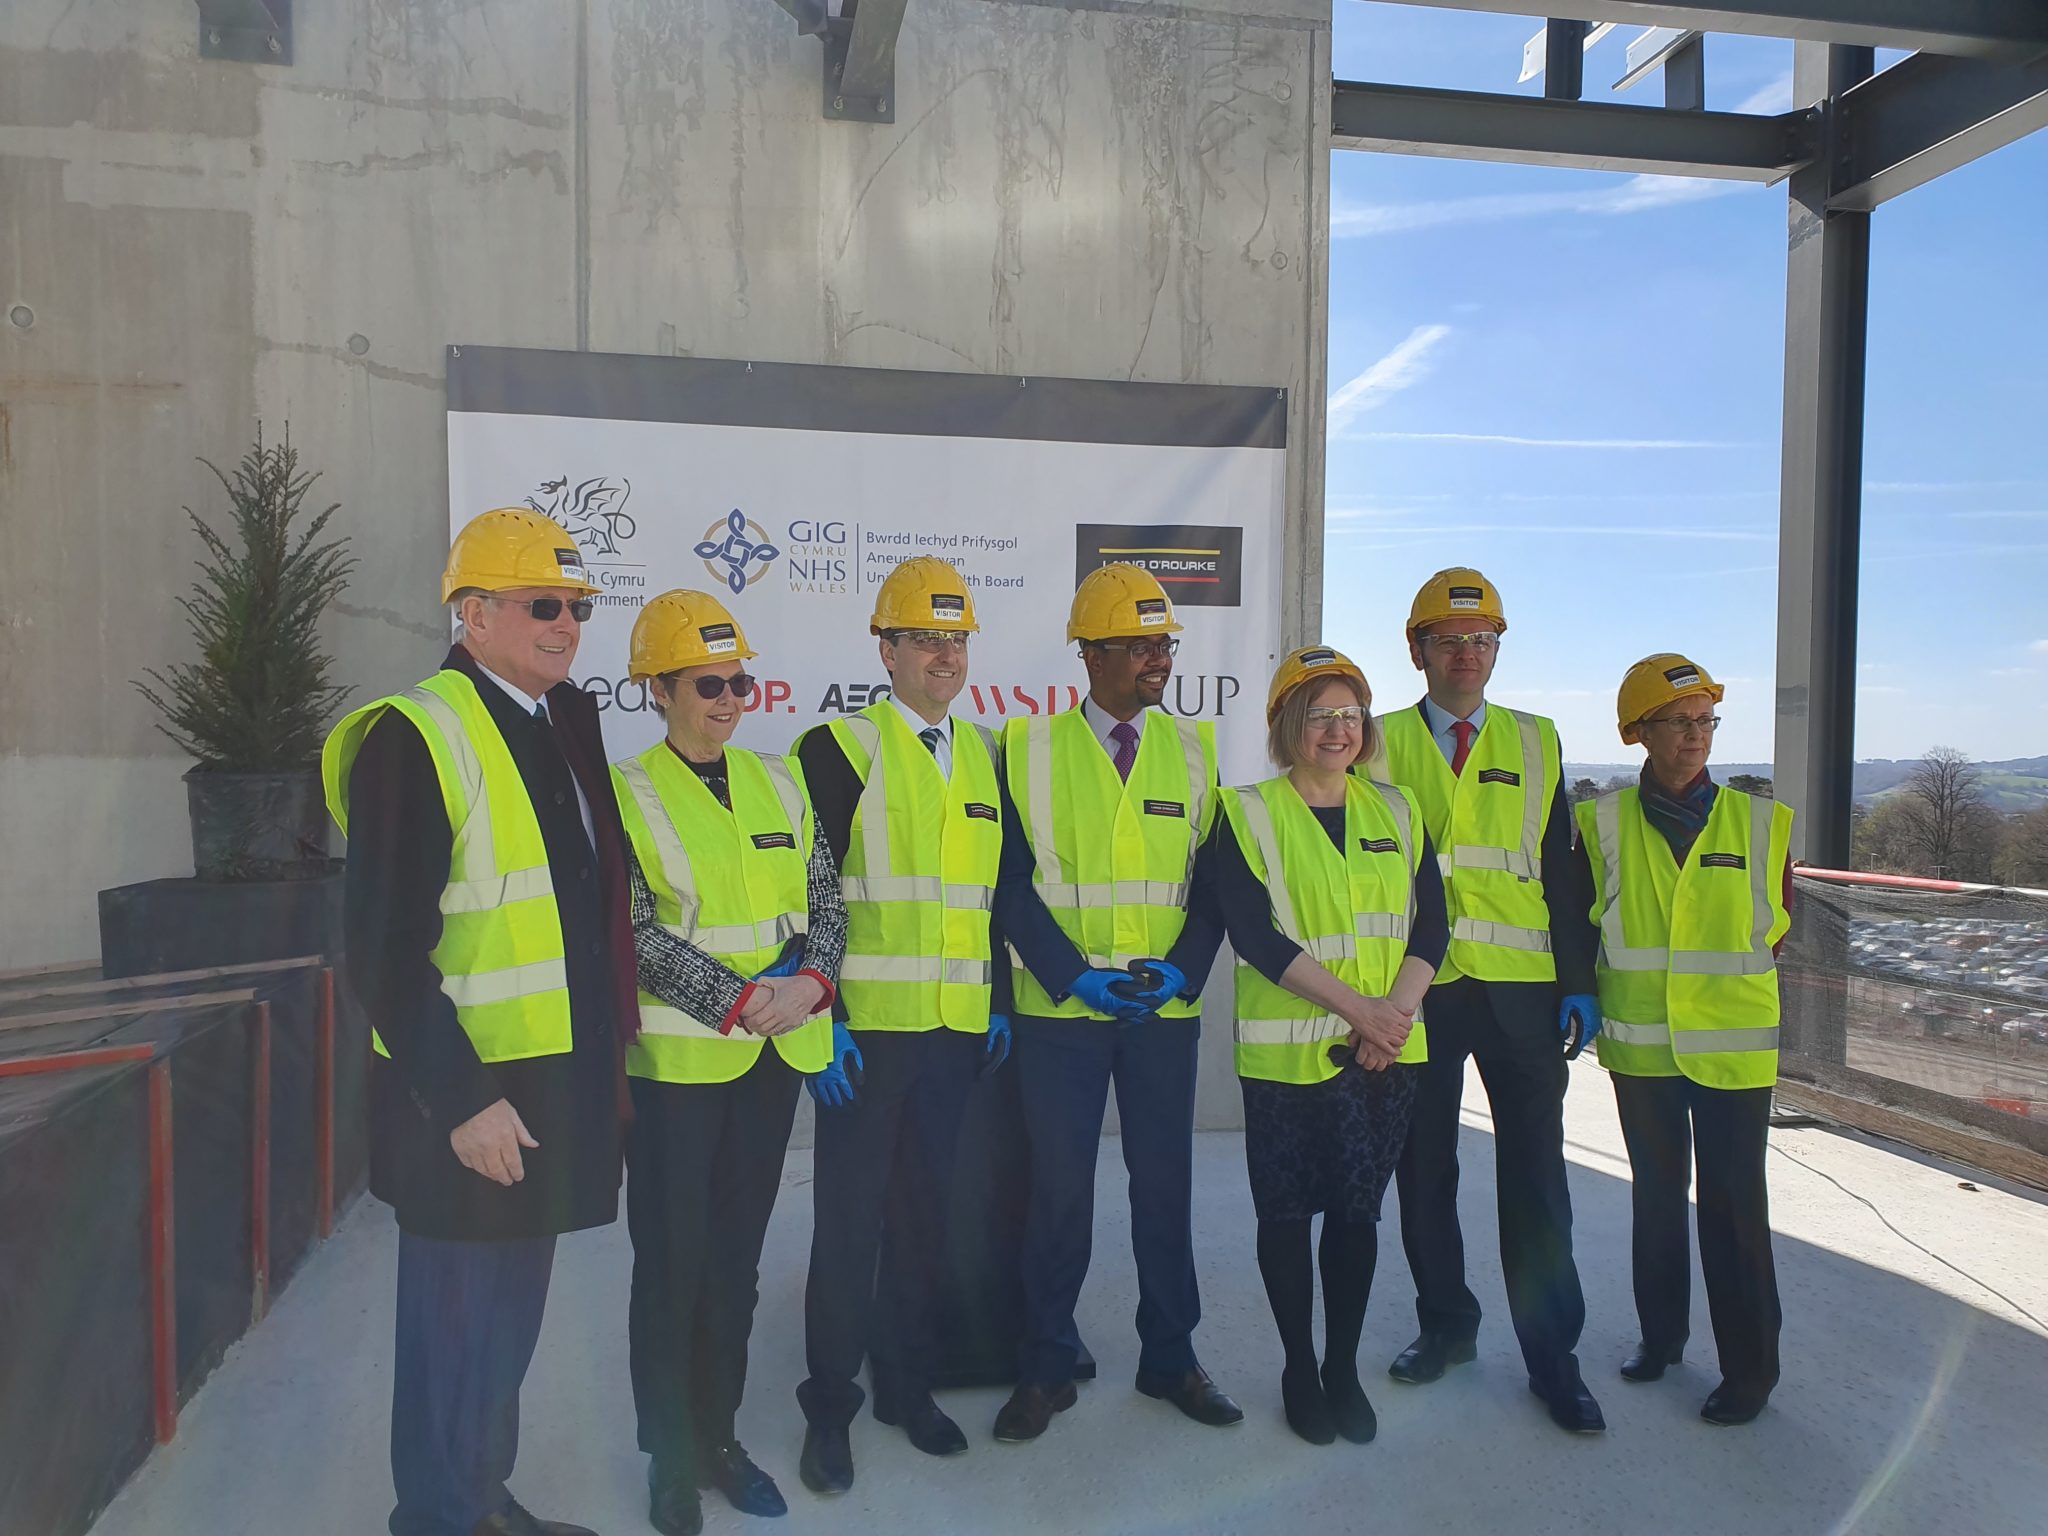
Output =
[
  {"x1": 824, "y1": 0, "x2": 908, "y2": 123},
  {"x1": 1829, "y1": 49, "x2": 2048, "y2": 211},
  {"x1": 1775, "y1": 44, "x2": 1874, "y2": 868},
  {"x1": 1331, "y1": 80, "x2": 1813, "y2": 180},
  {"x1": 1545, "y1": 21, "x2": 1590, "y2": 101},
  {"x1": 1382, "y1": 1, "x2": 2048, "y2": 58}
]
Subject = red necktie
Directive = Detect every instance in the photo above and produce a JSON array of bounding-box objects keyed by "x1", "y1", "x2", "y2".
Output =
[
  {"x1": 1449, "y1": 719, "x2": 1476, "y2": 777},
  {"x1": 1110, "y1": 721, "x2": 1140, "y2": 782}
]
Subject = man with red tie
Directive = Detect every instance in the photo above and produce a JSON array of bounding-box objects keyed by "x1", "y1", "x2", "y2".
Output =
[{"x1": 1362, "y1": 568, "x2": 1605, "y2": 1435}]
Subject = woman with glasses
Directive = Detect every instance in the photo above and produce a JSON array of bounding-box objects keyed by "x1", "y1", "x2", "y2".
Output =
[
  {"x1": 1571, "y1": 654, "x2": 1794, "y2": 1427},
  {"x1": 609, "y1": 589, "x2": 848, "y2": 1534},
  {"x1": 1191, "y1": 646, "x2": 1447, "y2": 1446}
]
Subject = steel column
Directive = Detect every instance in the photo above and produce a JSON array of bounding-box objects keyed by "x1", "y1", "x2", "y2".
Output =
[
  {"x1": 1545, "y1": 21, "x2": 1590, "y2": 101},
  {"x1": 1378, "y1": 1, "x2": 2048, "y2": 57}
]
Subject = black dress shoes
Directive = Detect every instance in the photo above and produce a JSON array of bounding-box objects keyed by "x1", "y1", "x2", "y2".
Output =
[
  {"x1": 798, "y1": 1423, "x2": 854, "y2": 1496},
  {"x1": 1387, "y1": 1332, "x2": 1478, "y2": 1385},
  {"x1": 1621, "y1": 1341, "x2": 1686, "y2": 1383},
  {"x1": 699, "y1": 1442, "x2": 787, "y2": 1517},
  {"x1": 1700, "y1": 1384, "x2": 1769, "y2": 1426},
  {"x1": 647, "y1": 1461, "x2": 704, "y2": 1536},
  {"x1": 1528, "y1": 1368, "x2": 1607, "y2": 1434},
  {"x1": 473, "y1": 1501, "x2": 597, "y2": 1536},
  {"x1": 1135, "y1": 1366, "x2": 1244, "y2": 1427},
  {"x1": 1280, "y1": 1365, "x2": 1336, "y2": 1446},
  {"x1": 993, "y1": 1380, "x2": 1078, "y2": 1442},
  {"x1": 1320, "y1": 1367, "x2": 1378, "y2": 1446},
  {"x1": 876, "y1": 1394, "x2": 969, "y2": 1457}
]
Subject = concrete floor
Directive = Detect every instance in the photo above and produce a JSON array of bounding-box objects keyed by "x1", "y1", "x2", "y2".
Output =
[{"x1": 93, "y1": 1062, "x2": 2048, "y2": 1536}]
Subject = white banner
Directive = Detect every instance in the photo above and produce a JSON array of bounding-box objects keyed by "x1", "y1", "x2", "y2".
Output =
[{"x1": 446, "y1": 350, "x2": 1287, "y2": 787}]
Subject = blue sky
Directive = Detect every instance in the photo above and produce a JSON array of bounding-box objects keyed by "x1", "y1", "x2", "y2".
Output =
[{"x1": 1321, "y1": 5, "x2": 2048, "y2": 768}]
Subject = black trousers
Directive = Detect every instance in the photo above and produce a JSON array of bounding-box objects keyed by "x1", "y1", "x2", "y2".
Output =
[
  {"x1": 626, "y1": 1051, "x2": 802, "y2": 1474},
  {"x1": 1013, "y1": 1013, "x2": 1202, "y2": 1387},
  {"x1": 1611, "y1": 1073, "x2": 1781, "y2": 1397},
  {"x1": 797, "y1": 1027, "x2": 983, "y2": 1428},
  {"x1": 1393, "y1": 978, "x2": 1586, "y2": 1385}
]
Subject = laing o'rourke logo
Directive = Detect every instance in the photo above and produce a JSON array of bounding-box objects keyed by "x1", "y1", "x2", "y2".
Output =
[
  {"x1": 527, "y1": 476, "x2": 636, "y2": 557},
  {"x1": 696, "y1": 509, "x2": 781, "y2": 595},
  {"x1": 1075, "y1": 523, "x2": 1243, "y2": 607}
]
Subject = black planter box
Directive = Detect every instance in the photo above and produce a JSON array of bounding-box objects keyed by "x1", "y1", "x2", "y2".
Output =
[{"x1": 97, "y1": 866, "x2": 345, "y2": 980}]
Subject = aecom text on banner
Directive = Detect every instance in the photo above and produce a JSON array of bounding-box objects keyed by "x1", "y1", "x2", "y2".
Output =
[{"x1": 446, "y1": 348, "x2": 1287, "y2": 788}]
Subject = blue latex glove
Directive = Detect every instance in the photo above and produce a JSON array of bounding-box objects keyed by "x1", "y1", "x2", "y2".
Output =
[
  {"x1": 981, "y1": 1014, "x2": 1012, "y2": 1079},
  {"x1": 1559, "y1": 994, "x2": 1602, "y2": 1061},
  {"x1": 754, "y1": 942, "x2": 805, "y2": 981},
  {"x1": 807, "y1": 1021, "x2": 865, "y2": 1108},
  {"x1": 1069, "y1": 968, "x2": 1154, "y2": 1021},
  {"x1": 1129, "y1": 960, "x2": 1187, "y2": 1011}
]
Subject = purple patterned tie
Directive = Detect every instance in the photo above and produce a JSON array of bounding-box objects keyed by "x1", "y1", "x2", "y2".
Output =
[{"x1": 1110, "y1": 720, "x2": 1139, "y2": 782}]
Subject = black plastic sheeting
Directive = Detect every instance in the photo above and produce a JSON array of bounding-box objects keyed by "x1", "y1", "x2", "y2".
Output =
[{"x1": 0, "y1": 961, "x2": 367, "y2": 1536}]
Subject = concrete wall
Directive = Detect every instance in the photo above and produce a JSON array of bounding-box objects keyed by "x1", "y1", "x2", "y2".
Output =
[{"x1": 1, "y1": 0, "x2": 1331, "y2": 1123}]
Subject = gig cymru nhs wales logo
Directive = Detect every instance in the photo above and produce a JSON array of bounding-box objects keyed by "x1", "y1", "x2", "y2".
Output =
[{"x1": 696, "y1": 509, "x2": 781, "y2": 594}]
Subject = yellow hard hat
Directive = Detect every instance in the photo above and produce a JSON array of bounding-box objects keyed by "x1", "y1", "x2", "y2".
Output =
[
  {"x1": 628, "y1": 589, "x2": 757, "y2": 682},
  {"x1": 1067, "y1": 562, "x2": 1184, "y2": 643},
  {"x1": 1266, "y1": 645, "x2": 1370, "y2": 724},
  {"x1": 1407, "y1": 567, "x2": 1506, "y2": 637},
  {"x1": 870, "y1": 556, "x2": 979, "y2": 635},
  {"x1": 442, "y1": 507, "x2": 601, "y2": 603},
  {"x1": 1617, "y1": 652, "x2": 1725, "y2": 744}
]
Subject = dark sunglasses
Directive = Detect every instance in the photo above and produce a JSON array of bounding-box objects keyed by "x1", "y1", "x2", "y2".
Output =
[
  {"x1": 679, "y1": 672, "x2": 755, "y2": 701},
  {"x1": 491, "y1": 594, "x2": 594, "y2": 622}
]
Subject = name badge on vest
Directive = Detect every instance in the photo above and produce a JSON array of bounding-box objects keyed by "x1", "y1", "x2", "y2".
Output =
[
  {"x1": 1476, "y1": 768, "x2": 1520, "y2": 787},
  {"x1": 1359, "y1": 836, "x2": 1400, "y2": 854},
  {"x1": 751, "y1": 832, "x2": 798, "y2": 850},
  {"x1": 964, "y1": 802, "x2": 998, "y2": 822},
  {"x1": 1699, "y1": 852, "x2": 1746, "y2": 869},
  {"x1": 1143, "y1": 799, "x2": 1186, "y2": 818}
]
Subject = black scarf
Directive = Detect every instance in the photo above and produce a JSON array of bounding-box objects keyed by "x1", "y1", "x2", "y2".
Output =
[{"x1": 1638, "y1": 762, "x2": 1717, "y2": 864}]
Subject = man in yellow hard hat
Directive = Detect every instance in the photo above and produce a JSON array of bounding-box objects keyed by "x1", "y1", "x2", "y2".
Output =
[
  {"x1": 1363, "y1": 567, "x2": 1606, "y2": 1435},
  {"x1": 323, "y1": 507, "x2": 635, "y2": 1536},
  {"x1": 988, "y1": 562, "x2": 1240, "y2": 1444},
  {"x1": 789, "y1": 556, "x2": 1010, "y2": 1493}
]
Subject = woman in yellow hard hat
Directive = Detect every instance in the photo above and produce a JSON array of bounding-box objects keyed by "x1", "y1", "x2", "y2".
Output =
[
  {"x1": 1570, "y1": 654, "x2": 1794, "y2": 1427},
  {"x1": 609, "y1": 589, "x2": 847, "y2": 1532},
  {"x1": 1191, "y1": 646, "x2": 1448, "y2": 1446}
]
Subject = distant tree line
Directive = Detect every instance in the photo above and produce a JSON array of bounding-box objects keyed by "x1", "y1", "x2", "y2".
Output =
[{"x1": 1852, "y1": 747, "x2": 2048, "y2": 886}]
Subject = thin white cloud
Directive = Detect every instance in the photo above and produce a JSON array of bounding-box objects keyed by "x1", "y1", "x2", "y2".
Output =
[
  {"x1": 2031, "y1": 639, "x2": 2048, "y2": 656},
  {"x1": 1866, "y1": 479, "x2": 2048, "y2": 493},
  {"x1": 1331, "y1": 174, "x2": 1745, "y2": 240},
  {"x1": 1342, "y1": 430, "x2": 1745, "y2": 449},
  {"x1": 1358, "y1": 521, "x2": 1773, "y2": 543},
  {"x1": 1326, "y1": 324, "x2": 1453, "y2": 434},
  {"x1": 1734, "y1": 71, "x2": 1795, "y2": 115},
  {"x1": 1949, "y1": 509, "x2": 2048, "y2": 520}
]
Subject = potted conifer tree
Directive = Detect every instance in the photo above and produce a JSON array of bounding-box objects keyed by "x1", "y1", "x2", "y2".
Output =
[{"x1": 136, "y1": 427, "x2": 354, "y2": 880}]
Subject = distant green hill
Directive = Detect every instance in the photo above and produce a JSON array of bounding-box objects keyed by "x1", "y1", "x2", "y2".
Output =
[{"x1": 1562, "y1": 757, "x2": 2048, "y2": 812}]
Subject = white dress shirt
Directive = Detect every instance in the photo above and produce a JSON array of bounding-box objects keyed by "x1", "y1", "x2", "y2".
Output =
[
  {"x1": 474, "y1": 660, "x2": 597, "y2": 849},
  {"x1": 890, "y1": 692, "x2": 954, "y2": 777}
]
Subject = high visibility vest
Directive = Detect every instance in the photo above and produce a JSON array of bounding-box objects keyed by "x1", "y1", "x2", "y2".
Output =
[
  {"x1": 323, "y1": 670, "x2": 571, "y2": 1064},
  {"x1": 1367, "y1": 703, "x2": 1560, "y2": 984},
  {"x1": 1575, "y1": 786, "x2": 1794, "y2": 1090},
  {"x1": 611, "y1": 744, "x2": 831, "y2": 1085},
  {"x1": 818, "y1": 704, "x2": 1003, "y2": 1033},
  {"x1": 1221, "y1": 775, "x2": 1429, "y2": 1084},
  {"x1": 1002, "y1": 708, "x2": 1217, "y2": 1020}
]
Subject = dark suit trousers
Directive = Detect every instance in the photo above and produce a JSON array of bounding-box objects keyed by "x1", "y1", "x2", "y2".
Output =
[
  {"x1": 1611, "y1": 1073, "x2": 1781, "y2": 1397},
  {"x1": 1013, "y1": 1013, "x2": 1202, "y2": 1388},
  {"x1": 798, "y1": 1026, "x2": 983, "y2": 1427},
  {"x1": 388, "y1": 1231, "x2": 557, "y2": 1536},
  {"x1": 626, "y1": 1052, "x2": 802, "y2": 1474},
  {"x1": 1394, "y1": 977, "x2": 1586, "y2": 1385}
]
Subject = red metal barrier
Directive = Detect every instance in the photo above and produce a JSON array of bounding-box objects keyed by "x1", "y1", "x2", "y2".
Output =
[{"x1": 0, "y1": 1044, "x2": 155, "y2": 1079}]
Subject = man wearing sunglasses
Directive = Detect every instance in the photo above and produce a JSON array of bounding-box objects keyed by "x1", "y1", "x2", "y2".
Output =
[
  {"x1": 789, "y1": 556, "x2": 1010, "y2": 1494},
  {"x1": 1361, "y1": 567, "x2": 1604, "y2": 1436},
  {"x1": 323, "y1": 507, "x2": 637, "y2": 1536},
  {"x1": 989, "y1": 562, "x2": 1238, "y2": 1445}
]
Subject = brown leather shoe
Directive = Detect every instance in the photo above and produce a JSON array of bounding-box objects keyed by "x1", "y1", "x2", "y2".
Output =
[
  {"x1": 1134, "y1": 1366, "x2": 1244, "y2": 1427},
  {"x1": 992, "y1": 1380, "x2": 1078, "y2": 1442},
  {"x1": 472, "y1": 1499, "x2": 597, "y2": 1536}
]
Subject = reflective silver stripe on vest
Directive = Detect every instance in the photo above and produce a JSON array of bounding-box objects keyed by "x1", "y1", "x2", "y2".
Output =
[
  {"x1": 1603, "y1": 1018, "x2": 1673, "y2": 1046},
  {"x1": 1744, "y1": 794, "x2": 1776, "y2": 961},
  {"x1": 637, "y1": 1002, "x2": 735, "y2": 1040},
  {"x1": 440, "y1": 957, "x2": 569, "y2": 1008},
  {"x1": 841, "y1": 874, "x2": 941, "y2": 903},
  {"x1": 1232, "y1": 789, "x2": 1306, "y2": 942},
  {"x1": 1033, "y1": 879, "x2": 1190, "y2": 910},
  {"x1": 1452, "y1": 845, "x2": 1542, "y2": 880},
  {"x1": 1175, "y1": 720, "x2": 1212, "y2": 884},
  {"x1": 1594, "y1": 790, "x2": 1779, "y2": 979},
  {"x1": 406, "y1": 684, "x2": 499, "y2": 881},
  {"x1": 1513, "y1": 710, "x2": 1547, "y2": 873},
  {"x1": 1370, "y1": 779, "x2": 1420, "y2": 933},
  {"x1": 1452, "y1": 917, "x2": 1552, "y2": 952},
  {"x1": 1673, "y1": 1025, "x2": 1779, "y2": 1055},
  {"x1": 1357, "y1": 913, "x2": 1411, "y2": 941},
  {"x1": 759, "y1": 755, "x2": 811, "y2": 851},
  {"x1": 1236, "y1": 1015, "x2": 1348, "y2": 1046},
  {"x1": 1023, "y1": 718, "x2": 1064, "y2": 891},
  {"x1": 441, "y1": 865, "x2": 554, "y2": 916},
  {"x1": 841, "y1": 714, "x2": 891, "y2": 881},
  {"x1": 656, "y1": 914, "x2": 803, "y2": 957},
  {"x1": 619, "y1": 756, "x2": 698, "y2": 920},
  {"x1": 836, "y1": 955, "x2": 994, "y2": 985}
]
